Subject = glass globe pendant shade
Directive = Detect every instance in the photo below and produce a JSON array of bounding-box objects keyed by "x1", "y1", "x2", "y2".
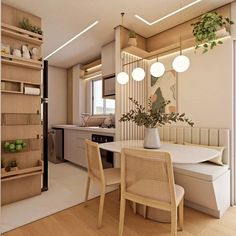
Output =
[
  {"x1": 172, "y1": 55, "x2": 190, "y2": 73},
  {"x1": 132, "y1": 67, "x2": 145, "y2": 81},
  {"x1": 150, "y1": 62, "x2": 165, "y2": 77},
  {"x1": 117, "y1": 72, "x2": 129, "y2": 85}
]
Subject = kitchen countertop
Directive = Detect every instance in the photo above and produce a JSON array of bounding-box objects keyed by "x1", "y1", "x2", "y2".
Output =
[{"x1": 52, "y1": 124, "x2": 116, "y2": 134}]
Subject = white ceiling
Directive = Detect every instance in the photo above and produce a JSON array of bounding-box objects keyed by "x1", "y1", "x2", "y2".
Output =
[{"x1": 2, "y1": 0, "x2": 234, "y2": 68}]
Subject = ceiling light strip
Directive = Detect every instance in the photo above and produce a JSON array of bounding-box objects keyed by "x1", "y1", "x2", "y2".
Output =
[
  {"x1": 135, "y1": 0, "x2": 202, "y2": 26},
  {"x1": 44, "y1": 21, "x2": 99, "y2": 60}
]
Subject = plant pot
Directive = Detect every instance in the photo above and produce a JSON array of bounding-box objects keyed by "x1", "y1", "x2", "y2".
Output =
[
  {"x1": 10, "y1": 167, "x2": 18, "y2": 171},
  {"x1": 144, "y1": 128, "x2": 161, "y2": 149},
  {"x1": 215, "y1": 27, "x2": 229, "y2": 38},
  {"x1": 128, "y1": 38, "x2": 137, "y2": 47}
]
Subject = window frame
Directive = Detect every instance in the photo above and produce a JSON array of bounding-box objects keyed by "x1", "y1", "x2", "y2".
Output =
[{"x1": 91, "y1": 78, "x2": 115, "y2": 116}]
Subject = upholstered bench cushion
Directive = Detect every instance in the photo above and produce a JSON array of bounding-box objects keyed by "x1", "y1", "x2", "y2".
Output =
[{"x1": 173, "y1": 163, "x2": 229, "y2": 181}]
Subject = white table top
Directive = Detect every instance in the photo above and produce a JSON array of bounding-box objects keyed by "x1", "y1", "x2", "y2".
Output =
[{"x1": 99, "y1": 140, "x2": 220, "y2": 164}]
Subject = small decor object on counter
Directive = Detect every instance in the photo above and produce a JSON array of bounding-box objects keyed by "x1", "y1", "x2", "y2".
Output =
[
  {"x1": 1, "y1": 43, "x2": 10, "y2": 55},
  {"x1": 10, "y1": 160, "x2": 18, "y2": 171},
  {"x1": 12, "y1": 48, "x2": 22, "y2": 58},
  {"x1": 24, "y1": 86, "x2": 40, "y2": 95},
  {"x1": 4, "y1": 139, "x2": 27, "y2": 153},
  {"x1": 31, "y1": 47, "x2": 40, "y2": 60},
  {"x1": 22, "y1": 45, "x2": 30, "y2": 59},
  {"x1": 127, "y1": 30, "x2": 137, "y2": 47},
  {"x1": 19, "y1": 17, "x2": 43, "y2": 36},
  {"x1": 192, "y1": 12, "x2": 234, "y2": 53},
  {"x1": 120, "y1": 97, "x2": 194, "y2": 149}
]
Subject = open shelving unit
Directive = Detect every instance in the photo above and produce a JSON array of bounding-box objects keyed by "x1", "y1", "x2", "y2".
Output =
[{"x1": 1, "y1": 3, "x2": 43, "y2": 205}]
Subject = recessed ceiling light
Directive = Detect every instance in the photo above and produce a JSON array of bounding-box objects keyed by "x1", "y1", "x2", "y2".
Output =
[
  {"x1": 135, "y1": 0, "x2": 202, "y2": 26},
  {"x1": 44, "y1": 21, "x2": 99, "y2": 60}
]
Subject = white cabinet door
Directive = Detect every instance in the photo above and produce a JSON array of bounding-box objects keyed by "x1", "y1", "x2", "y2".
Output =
[
  {"x1": 64, "y1": 129, "x2": 91, "y2": 168},
  {"x1": 102, "y1": 41, "x2": 115, "y2": 77}
]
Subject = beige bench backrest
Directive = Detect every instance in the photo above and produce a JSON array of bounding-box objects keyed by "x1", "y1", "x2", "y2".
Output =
[{"x1": 158, "y1": 126, "x2": 231, "y2": 165}]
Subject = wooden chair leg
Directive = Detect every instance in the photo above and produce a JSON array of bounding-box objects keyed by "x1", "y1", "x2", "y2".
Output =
[
  {"x1": 118, "y1": 184, "x2": 121, "y2": 201},
  {"x1": 97, "y1": 185, "x2": 105, "y2": 228},
  {"x1": 171, "y1": 209, "x2": 177, "y2": 236},
  {"x1": 118, "y1": 197, "x2": 126, "y2": 236},
  {"x1": 178, "y1": 198, "x2": 184, "y2": 231},
  {"x1": 132, "y1": 202, "x2": 136, "y2": 214},
  {"x1": 84, "y1": 177, "x2": 90, "y2": 207}
]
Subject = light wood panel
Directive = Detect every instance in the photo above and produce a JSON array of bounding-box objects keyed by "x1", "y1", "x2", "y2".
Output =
[
  {"x1": 2, "y1": 191, "x2": 236, "y2": 236},
  {"x1": 147, "y1": 4, "x2": 231, "y2": 52}
]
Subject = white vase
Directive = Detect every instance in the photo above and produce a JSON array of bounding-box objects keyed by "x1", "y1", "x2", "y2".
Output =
[{"x1": 143, "y1": 127, "x2": 161, "y2": 149}]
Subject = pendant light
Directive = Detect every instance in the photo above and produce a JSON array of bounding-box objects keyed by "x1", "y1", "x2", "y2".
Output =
[
  {"x1": 117, "y1": 12, "x2": 130, "y2": 85},
  {"x1": 132, "y1": 67, "x2": 145, "y2": 81},
  {"x1": 150, "y1": 57, "x2": 165, "y2": 77},
  {"x1": 172, "y1": 0, "x2": 190, "y2": 73},
  {"x1": 117, "y1": 71, "x2": 129, "y2": 84}
]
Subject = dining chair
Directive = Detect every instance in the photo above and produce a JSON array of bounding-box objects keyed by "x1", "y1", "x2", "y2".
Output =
[
  {"x1": 84, "y1": 139, "x2": 121, "y2": 228},
  {"x1": 118, "y1": 148, "x2": 184, "y2": 236}
]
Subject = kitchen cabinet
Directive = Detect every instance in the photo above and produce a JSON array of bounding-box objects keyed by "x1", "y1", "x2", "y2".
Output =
[
  {"x1": 102, "y1": 41, "x2": 115, "y2": 98},
  {"x1": 64, "y1": 130, "x2": 91, "y2": 168}
]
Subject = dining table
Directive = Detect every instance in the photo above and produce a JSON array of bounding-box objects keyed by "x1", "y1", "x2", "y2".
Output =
[
  {"x1": 99, "y1": 140, "x2": 220, "y2": 223},
  {"x1": 99, "y1": 140, "x2": 220, "y2": 164}
]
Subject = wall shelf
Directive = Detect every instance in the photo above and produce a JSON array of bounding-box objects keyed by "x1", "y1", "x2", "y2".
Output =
[
  {"x1": 1, "y1": 53, "x2": 43, "y2": 70},
  {"x1": 1, "y1": 22, "x2": 43, "y2": 44},
  {"x1": 1, "y1": 160, "x2": 43, "y2": 182},
  {"x1": 1, "y1": 78, "x2": 41, "y2": 95}
]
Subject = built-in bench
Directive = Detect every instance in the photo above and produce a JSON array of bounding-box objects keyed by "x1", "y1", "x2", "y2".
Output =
[{"x1": 158, "y1": 126, "x2": 231, "y2": 218}]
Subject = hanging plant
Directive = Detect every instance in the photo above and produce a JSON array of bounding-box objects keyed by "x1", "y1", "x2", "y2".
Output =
[{"x1": 192, "y1": 12, "x2": 234, "y2": 53}]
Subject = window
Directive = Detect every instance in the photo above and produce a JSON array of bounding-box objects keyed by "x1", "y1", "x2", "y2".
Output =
[{"x1": 92, "y1": 79, "x2": 115, "y2": 115}]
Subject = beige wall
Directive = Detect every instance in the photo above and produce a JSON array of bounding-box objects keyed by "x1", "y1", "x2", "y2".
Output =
[
  {"x1": 148, "y1": 38, "x2": 232, "y2": 129},
  {"x1": 48, "y1": 66, "x2": 67, "y2": 128}
]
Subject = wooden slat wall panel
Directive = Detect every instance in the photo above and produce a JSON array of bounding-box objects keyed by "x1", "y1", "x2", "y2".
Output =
[
  {"x1": 176, "y1": 127, "x2": 184, "y2": 144},
  {"x1": 209, "y1": 129, "x2": 219, "y2": 146},
  {"x1": 170, "y1": 127, "x2": 177, "y2": 142},
  {"x1": 192, "y1": 128, "x2": 200, "y2": 144},
  {"x1": 200, "y1": 128, "x2": 209, "y2": 145},
  {"x1": 219, "y1": 129, "x2": 230, "y2": 164},
  {"x1": 159, "y1": 126, "x2": 230, "y2": 165},
  {"x1": 163, "y1": 126, "x2": 170, "y2": 141},
  {"x1": 120, "y1": 52, "x2": 148, "y2": 140},
  {"x1": 184, "y1": 127, "x2": 192, "y2": 143}
]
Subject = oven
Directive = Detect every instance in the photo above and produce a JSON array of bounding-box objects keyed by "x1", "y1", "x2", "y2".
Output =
[{"x1": 91, "y1": 134, "x2": 114, "y2": 169}]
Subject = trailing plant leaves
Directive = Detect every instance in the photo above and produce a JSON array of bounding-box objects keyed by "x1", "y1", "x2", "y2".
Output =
[{"x1": 192, "y1": 12, "x2": 234, "y2": 53}]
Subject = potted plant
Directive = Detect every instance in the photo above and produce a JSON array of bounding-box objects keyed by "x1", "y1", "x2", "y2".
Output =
[
  {"x1": 127, "y1": 30, "x2": 137, "y2": 47},
  {"x1": 192, "y1": 12, "x2": 234, "y2": 53},
  {"x1": 120, "y1": 97, "x2": 194, "y2": 149},
  {"x1": 19, "y1": 18, "x2": 43, "y2": 37},
  {"x1": 10, "y1": 160, "x2": 18, "y2": 171}
]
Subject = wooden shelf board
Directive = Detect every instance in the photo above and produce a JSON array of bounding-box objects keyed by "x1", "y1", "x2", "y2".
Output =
[
  {"x1": 1, "y1": 170, "x2": 42, "y2": 182},
  {"x1": 1, "y1": 160, "x2": 42, "y2": 180},
  {"x1": 2, "y1": 28, "x2": 43, "y2": 45},
  {"x1": 1, "y1": 90, "x2": 23, "y2": 94},
  {"x1": 2, "y1": 78, "x2": 41, "y2": 86},
  {"x1": 1, "y1": 58, "x2": 42, "y2": 70},
  {"x1": 2, "y1": 53, "x2": 42, "y2": 65},
  {"x1": 2, "y1": 22, "x2": 43, "y2": 40}
]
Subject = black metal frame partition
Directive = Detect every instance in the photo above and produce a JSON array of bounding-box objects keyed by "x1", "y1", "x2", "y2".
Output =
[{"x1": 42, "y1": 60, "x2": 48, "y2": 191}]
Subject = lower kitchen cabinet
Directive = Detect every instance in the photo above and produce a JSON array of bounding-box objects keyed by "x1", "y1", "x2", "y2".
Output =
[{"x1": 64, "y1": 129, "x2": 91, "y2": 168}]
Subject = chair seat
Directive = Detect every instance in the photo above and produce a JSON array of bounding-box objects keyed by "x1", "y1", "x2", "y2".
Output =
[
  {"x1": 127, "y1": 179, "x2": 184, "y2": 205},
  {"x1": 104, "y1": 168, "x2": 121, "y2": 186},
  {"x1": 173, "y1": 163, "x2": 229, "y2": 181}
]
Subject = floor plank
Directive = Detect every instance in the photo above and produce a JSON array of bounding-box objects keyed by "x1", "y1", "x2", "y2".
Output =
[{"x1": 2, "y1": 191, "x2": 236, "y2": 236}]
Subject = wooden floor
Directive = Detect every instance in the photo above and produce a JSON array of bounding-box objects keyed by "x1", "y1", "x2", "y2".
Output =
[{"x1": 2, "y1": 191, "x2": 236, "y2": 236}]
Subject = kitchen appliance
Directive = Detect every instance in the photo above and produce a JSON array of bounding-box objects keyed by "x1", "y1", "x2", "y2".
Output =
[
  {"x1": 92, "y1": 134, "x2": 114, "y2": 168},
  {"x1": 48, "y1": 128, "x2": 64, "y2": 164}
]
